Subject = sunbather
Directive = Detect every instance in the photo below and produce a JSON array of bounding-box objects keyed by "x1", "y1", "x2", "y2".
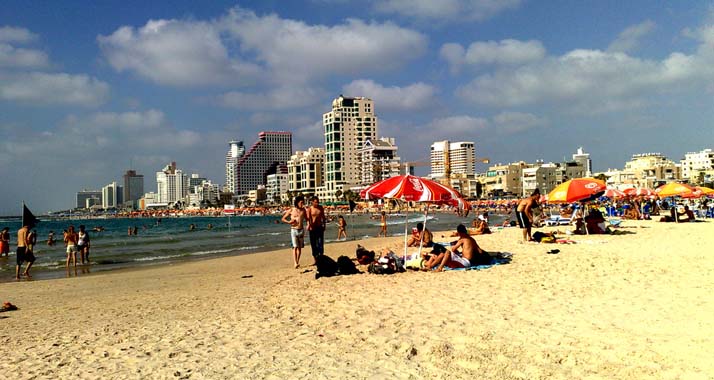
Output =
[{"x1": 425, "y1": 224, "x2": 490, "y2": 272}]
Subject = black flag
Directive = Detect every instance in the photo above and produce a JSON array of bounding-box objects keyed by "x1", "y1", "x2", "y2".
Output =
[
  {"x1": 22, "y1": 203, "x2": 39, "y2": 229},
  {"x1": 348, "y1": 199, "x2": 357, "y2": 213}
]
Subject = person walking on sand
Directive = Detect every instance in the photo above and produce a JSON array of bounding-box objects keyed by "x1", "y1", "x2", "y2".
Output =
[
  {"x1": 378, "y1": 211, "x2": 388, "y2": 237},
  {"x1": 15, "y1": 223, "x2": 35, "y2": 279},
  {"x1": 516, "y1": 189, "x2": 540, "y2": 242},
  {"x1": 336, "y1": 215, "x2": 347, "y2": 240},
  {"x1": 306, "y1": 196, "x2": 326, "y2": 263},
  {"x1": 64, "y1": 225, "x2": 79, "y2": 267},
  {"x1": 282, "y1": 196, "x2": 307, "y2": 268},
  {"x1": 77, "y1": 225, "x2": 91, "y2": 264},
  {"x1": 0, "y1": 227, "x2": 10, "y2": 257}
]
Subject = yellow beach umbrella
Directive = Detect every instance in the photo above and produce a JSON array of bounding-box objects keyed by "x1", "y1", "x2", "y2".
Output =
[
  {"x1": 655, "y1": 182, "x2": 695, "y2": 198},
  {"x1": 695, "y1": 186, "x2": 714, "y2": 196}
]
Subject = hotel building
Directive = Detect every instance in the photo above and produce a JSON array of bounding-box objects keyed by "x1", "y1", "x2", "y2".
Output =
[
  {"x1": 227, "y1": 132, "x2": 292, "y2": 197},
  {"x1": 156, "y1": 162, "x2": 189, "y2": 204},
  {"x1": 288, "y1": 147, "x2": 325, "y2": 196},
  {"x1": 76, "y1": 190, "x2": 102, "y2": 209},
  {"x1": 321, "y1": 96, "x2": 378, "y2": 202},
  {"x1": 102, "y1": 181, "x2": 123, "y2": 209},
  {"x1": 123, "y1": 170, "x2": 144, "y2": 209},
  {"x1": 430, "y1": 141, "x2": 476, "y2": 179},
  {"x1": 681, "y1": 148, "x2": 714, "y2": 183},
  {"x1": 360, "y1": 137, "x2": 401, "y2": 186}
]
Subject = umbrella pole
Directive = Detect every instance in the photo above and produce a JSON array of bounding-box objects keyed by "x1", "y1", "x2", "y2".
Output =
[
  {"x1": 403, "y1": 208, "x2": 409, "y2": 260},
  {"x1": 417, "y1": 208, "x2": 428, "y2": 260}
]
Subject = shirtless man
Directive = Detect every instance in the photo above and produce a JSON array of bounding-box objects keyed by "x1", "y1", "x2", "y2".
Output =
[
  {"x1": 15, "y1": 223, "x2": 34, "y2": 279},
  {"x1": 425, "y1": 224, "x2": 490, "y2": 272},
  {"x1": 406, "y1": 222, "x2": 433, "y2": 247},
  {"x1": 282, "y1": 196, "x2": 307, "y2": 268},
  {"x1": 516, "y1": 188, "x2": 540, "y2": 242},
  {"x1": 306, "y1": 196, "x2": 326, "y2": 262}
]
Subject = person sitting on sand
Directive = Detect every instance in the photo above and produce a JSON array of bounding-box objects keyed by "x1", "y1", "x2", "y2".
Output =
[
  {"x1": 472, "y1": 213, "x2": 491, "y2": 235},
  {"x1": 406, "y1": 222, "x2": 433, "y2": 247},
  {"x1": 424, "y1": 224, "x2": 491, "y2": 272}
]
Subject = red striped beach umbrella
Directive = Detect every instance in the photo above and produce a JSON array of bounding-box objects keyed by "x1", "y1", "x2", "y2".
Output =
[
  {"x1": 603, "y1": 187, "x2": 627, "y2": 199},
  {"x1": 361, "y1": 175, "x2": 470, "y2": 258},
  {"x1": 623, "y1": 187, "x2": 656, "y2": 197},
  {"x1": 360, "y1": 174, "x2": 470, "y2": 209}
]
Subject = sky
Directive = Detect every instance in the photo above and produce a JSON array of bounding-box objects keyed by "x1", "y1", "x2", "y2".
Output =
[{"x1": 2, "y1": 0, "x2": 714, "y2": 214}]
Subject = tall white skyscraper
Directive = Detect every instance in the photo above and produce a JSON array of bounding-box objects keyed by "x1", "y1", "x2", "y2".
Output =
[
  {"x1": 430, "y1": 140, "x2": 476, "y2": 179},
  {"x1": 322, "y1": 95, "x2": 378, "y2": 200},
  {"x1": 156, "y1": 162, "x2": 189, "y2": 204},
  {"x1": 225, "y1": 140, "x2": 245, "y2": 194},
  {"x1": 102, "y1": 181, "x2": 123, "y2": 209}
]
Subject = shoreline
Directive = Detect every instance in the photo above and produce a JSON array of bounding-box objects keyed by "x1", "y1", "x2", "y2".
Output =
[{"x1": 2, "y1": 220, "x2": 712, "y2": 379}]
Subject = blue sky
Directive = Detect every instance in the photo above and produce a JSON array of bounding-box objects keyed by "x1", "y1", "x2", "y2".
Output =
[{"x1": 2, "y1": 0, "x2": 714, "y2": 214}]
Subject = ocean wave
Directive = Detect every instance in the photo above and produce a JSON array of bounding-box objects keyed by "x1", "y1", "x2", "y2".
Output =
[
  {"x1": 134, "y1": 254, "x2": 184, "y2": 262},
  {"x1": 188, "y1": 248, "x2": 235, "y2": 256}
]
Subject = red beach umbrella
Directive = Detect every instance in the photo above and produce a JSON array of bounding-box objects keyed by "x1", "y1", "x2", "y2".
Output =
[
  {"x1": 547, "y1": 178, "x2": 606, "y2": 203},
  {"x1": 603, "y1": 187, "x2": 627, "y2": 199},
  {"x1": 623, "y1": 187, "x2": 656, "y2": 197},
  {"x1": 361, "y1": 174, "x2": 468, "y2": 206},
  {"x1": 361, "y1": 174, "x2": 470, "y2": 257}
]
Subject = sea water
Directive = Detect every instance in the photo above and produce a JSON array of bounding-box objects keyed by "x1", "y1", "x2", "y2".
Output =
[{"x1": 0, "y1": 211, "x2": 504, "y2": 282}]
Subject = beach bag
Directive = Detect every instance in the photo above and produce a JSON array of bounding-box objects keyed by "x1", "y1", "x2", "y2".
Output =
[
  {"x1": 337, "y1": 255, "x2": 360, "y2": 275},
  {"x1": 355, "y1": 245, "x2": 376, "y2": 265},
  {"x1": 368, "y1": 261, "x2": 395, "y2": 275},
  {"x1": 315, "y1": 255, "x2": 338, "y2": 279}
]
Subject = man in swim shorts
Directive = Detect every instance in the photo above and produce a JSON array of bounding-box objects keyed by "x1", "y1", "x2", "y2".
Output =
[
  {"x1": 425, "y1": 224, "x2": 490, "y2": 271},
  {"x1": 282, "y1": 196, "x2": 306, "y2": 268},
  {"x1": 15, "y1": 223, "x2": 34, "y2": 279},
  {"x1": 306, "y1": 196, "x2": 326, "y2": 263},
  {"x1": 516, "y1": 188, "x2": 540, "y2": 242}
]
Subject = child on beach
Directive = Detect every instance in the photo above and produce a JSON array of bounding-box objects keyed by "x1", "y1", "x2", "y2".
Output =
[
  {"x1": 377, "y1": 211, "x2": 387, "y2": 237},
  {"x1": 337, "y1": 215, "x2": 347, "y2": 240}
]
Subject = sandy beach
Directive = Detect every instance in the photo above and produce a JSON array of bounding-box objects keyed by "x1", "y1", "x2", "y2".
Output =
[{"x1": 1, "y1": 219, "x2": 713, "y2": 379}]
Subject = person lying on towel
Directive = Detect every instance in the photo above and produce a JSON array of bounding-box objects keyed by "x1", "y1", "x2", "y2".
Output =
[{"x1": 424, "y1": 224, "x2": 491, "y2": 272}]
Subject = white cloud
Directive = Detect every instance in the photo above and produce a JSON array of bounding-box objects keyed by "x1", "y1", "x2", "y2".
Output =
[
  {"x1": 98, "y1": 8, "x2": 427, "y2": 87},
  {"x1": 0, "y1": 72, "x2": 109, "y2": 107},
  {"x1": 429, "y1": 115, "x2": 489, "y2": 134},
  {"x1": 374, "y1": 0, "x2": 522, "y2": 22},
  {"x1": 607, "y1": 20, "x2": 656, "y2": 53},
  {"x1": 220, "y1": 8, "x2": 427, "y2": 83},
  {"x1": 440, "y1": 39, "x2": 545, "y2": 71},
  {"x1": 492, "y1": 111, "x2": 547, "y2": 133},
  {"x1": 0, "y1": 43, "x2": 49, "y2": 68},
  {"x1": 456, "y1": 41, "x2": 714, "y2": 112},
  {"x1": 216, "y1": 86, "x2": 324, "y2": 110},
  {"x1": 0, "y1": 26, "x2": 38, "y2": 43},
  {"x1": 98, "y1": 19, "x2": 263, "y2": 86},
  {"x1": 341, "y1": 79, "x2": 437, "y2": 110}
]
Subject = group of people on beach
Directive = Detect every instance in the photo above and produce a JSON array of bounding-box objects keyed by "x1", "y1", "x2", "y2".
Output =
[{"x1": 1, "y1": 222, "x2": 92, "y2": 280}]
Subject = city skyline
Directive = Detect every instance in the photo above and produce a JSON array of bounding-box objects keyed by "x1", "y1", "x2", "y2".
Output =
[{"x1": 3, "y1": 1, "x2": 714, "y2": 214}]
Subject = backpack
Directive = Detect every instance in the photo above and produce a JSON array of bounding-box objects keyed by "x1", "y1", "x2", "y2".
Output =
[
  {"x1": 336, "y1": 255, "x2": 360, "y2": 275},
  {"x1": 315, "y1": 255, "x2": 338, "y2": 279}
]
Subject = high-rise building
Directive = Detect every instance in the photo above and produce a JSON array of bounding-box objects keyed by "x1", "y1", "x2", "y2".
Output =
[
  {"x1": 76, "y1": 190, "x2": 102, "y2": 209},
  {"x1": 229, "y1": 132, "x2": 292, "y2": 197},
  {"x1": 266, "y1": 173, "x2": 289, "y2": 204},
  {"x1": 156, "y1": 162, "x2": 189, "y2": 204},
  {"x1": 572, "y1": 147, "x2": 592, "y2": 177},
  {"x1": 681, "y1": 148, "x2": 714, "y2": 182},
  {"x1": 288, "y1": 147, "x2": 325, "y2": 195},
  {"x1": 225, "y1": 140, "x2": 245, "y2": 194},
  {"x1": 322, "y1": 95, "x2": 378, "y2": 201},
  {"x1": 123, "y1": 170, "x2": 144, "y2": 208},
  {"x1": 102, "y1": 182, "x2": 123, "y2": 209},
  {"x1": 430, "y1": 140, "x2": 476, "y2": 179},
  {"x1": 360, "y1": 137, "x2": 401, "y2": 185}
]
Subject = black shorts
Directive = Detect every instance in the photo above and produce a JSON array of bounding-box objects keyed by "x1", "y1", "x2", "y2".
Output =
[
  {"x1": 16, "y1": 247, "x2": 35, "y2": 265},
  {"x1": 516, "y1": 211, "x2": 531, "y2": 229}
]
